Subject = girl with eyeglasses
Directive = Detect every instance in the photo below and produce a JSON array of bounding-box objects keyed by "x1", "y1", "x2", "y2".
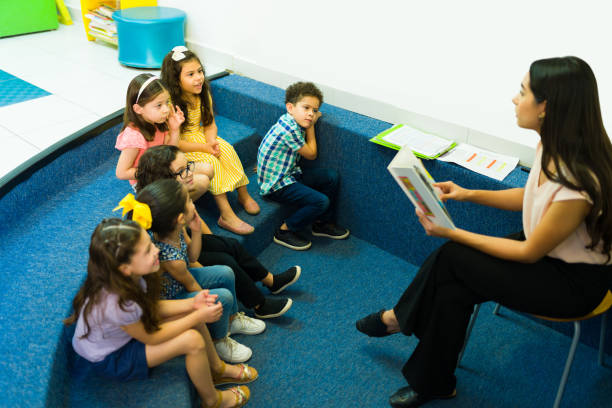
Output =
[{"x1": 135, "y1": 145, "x2": 300, "y2": 320}]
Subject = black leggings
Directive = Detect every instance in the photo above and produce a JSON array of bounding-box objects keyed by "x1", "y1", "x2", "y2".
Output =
[
  {"x1": 197, "y1": 235, "x2": 268, "y2": 309},
  {"x1": 393, "y1": 234, "x2": 611, "y2": 396}
]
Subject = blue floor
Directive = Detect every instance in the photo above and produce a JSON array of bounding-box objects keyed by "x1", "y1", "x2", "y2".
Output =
[{"x1": 0, "y1": 69, "x2": 50, "y2": 107}]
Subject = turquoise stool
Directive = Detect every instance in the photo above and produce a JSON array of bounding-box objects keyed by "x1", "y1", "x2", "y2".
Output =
[{"x1": 113, "y1": 7, "x2": 186, "y2": 69}]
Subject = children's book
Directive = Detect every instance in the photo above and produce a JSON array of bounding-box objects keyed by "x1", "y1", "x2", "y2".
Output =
[
  {"x1": 388, "y1": 145, "x2": 455, "y2": 229},
  {"x1": 371, "y1": 123, "x2": 456, "y2": 159}
]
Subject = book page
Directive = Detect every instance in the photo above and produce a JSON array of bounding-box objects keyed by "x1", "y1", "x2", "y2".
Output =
[{"x1": 381, "y1": 124, "x2": 454, "y2": 158}]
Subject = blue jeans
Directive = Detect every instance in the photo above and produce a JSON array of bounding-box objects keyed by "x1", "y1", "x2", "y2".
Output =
[
  {"x1": 266, "y1": 168, "x2": 339, "y2": 231},
  {"x1": 175, "y1": 265, "x2": 238, "y2": 340}
]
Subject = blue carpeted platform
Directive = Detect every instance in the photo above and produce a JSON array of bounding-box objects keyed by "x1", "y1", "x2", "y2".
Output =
[{"x1": 0, "y1": 73, "x2": 610, "y2": 407}]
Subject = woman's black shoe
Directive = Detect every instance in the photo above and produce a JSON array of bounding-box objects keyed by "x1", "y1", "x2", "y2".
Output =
[
  {"x1": 389, "y1": 386, "x2": 456, "y2": 408},
  {"x1": 355, "y1": 309, "x2": 391, "y2": 337}
]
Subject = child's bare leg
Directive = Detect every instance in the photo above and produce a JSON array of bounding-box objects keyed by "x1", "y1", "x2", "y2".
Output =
[
  {"x1": 145, "y1": 329, "x2": 218, "y2": 407},
  {"x1": 190, "y1": 162, "x2": 214, "y2": 201},
  {"x1": 196, "y1": 322, "x2": 244, "y2": 380},
  {"x1": 237, "y1": 185, "x2": 260, "y2": 215},
  {"x1": 214, "y1": 193, "x2": 254, "y2": 235}
]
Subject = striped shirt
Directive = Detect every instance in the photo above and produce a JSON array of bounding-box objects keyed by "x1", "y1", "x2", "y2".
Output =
[{"x1": 257, "y1": 113, "x2": 305, "y2": 195}]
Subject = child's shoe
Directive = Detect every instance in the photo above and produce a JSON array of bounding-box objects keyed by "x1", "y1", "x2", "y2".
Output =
[
  {"x1": 273, "y1": 228, "x2": 311, "y2": 250},
  {"x1": 312, "y1": 221, "x2": 350, "y2": 239},
  {"x1": 230, "y1": 312, "x2": 266, "y2": 335},
  {"x1": 213, "y1": 361, "x2": 259, "y2": 385},
  {"x1": 215, "y1": 335, "x2": 252, "y2": 363},
  {"x1": 269, "y1": 266, "x2": 301, "y2": 294},
  {"x1": 254, "y1": 297, "x2": 293, "y2": 319}
]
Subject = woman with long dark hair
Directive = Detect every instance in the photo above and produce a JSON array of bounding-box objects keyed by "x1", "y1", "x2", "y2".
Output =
[{"x1": 356, "y1": 56, "x2": 612, "y2": 407}]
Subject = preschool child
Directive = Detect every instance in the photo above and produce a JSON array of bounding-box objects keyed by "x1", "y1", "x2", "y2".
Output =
[
  {"x1": 64, "y1": 218, "x2": 255, "y2": 408},
  {"x1": 161, "y1": 46, "x2": 259, "y2": 235},
  {"x1": 257, "y1": 81, "x2": 349, "y2": 251},
  {"x1": 135, "y1": 145, "x2": 301, "y2": 318},
  {"x1": 115, "y1": 73, "x2": 213, "y2": 199},
  {"x1": 119, "y1": 179, "x2": 265, "y2": 363}
]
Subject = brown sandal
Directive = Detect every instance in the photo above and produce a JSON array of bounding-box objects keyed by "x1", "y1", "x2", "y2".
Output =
[{"x1": 213, "y1": 361, "x2": 259, "y2": 385}]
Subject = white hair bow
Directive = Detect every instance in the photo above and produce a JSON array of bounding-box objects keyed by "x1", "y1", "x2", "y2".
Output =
[{"x1": 171, "y1": 46, "x2": 189, "y2": 61}]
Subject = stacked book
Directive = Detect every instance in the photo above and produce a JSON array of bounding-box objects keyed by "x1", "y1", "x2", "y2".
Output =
[{"x1": 85, "y1": 5, "x2": 117, "y2": 46}]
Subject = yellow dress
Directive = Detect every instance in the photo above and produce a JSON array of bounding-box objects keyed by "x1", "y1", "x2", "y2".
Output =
[{"x1": 181, "y1": 95, "x2": 249, "y2": 195}]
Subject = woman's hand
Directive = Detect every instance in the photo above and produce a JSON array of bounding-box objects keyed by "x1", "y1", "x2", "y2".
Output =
[
  {"x1": 416, "y1": 208, "x2": 452, "y2": 238},
  {"x1": 434, "y1": 181, "x2": 469, "y2": 202},
  {"x1": 167, "y1": 105, "x2": 185, "y2": 131}
]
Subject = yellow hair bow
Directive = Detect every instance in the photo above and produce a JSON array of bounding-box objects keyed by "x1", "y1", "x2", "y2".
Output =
[{"x1": 113, "y1": 193, "x2": 152, "y2": 230}]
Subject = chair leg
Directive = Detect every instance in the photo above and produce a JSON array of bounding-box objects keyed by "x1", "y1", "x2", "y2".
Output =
[
  {"x1": 493, "y1": 303, "x2": 501, "y2": 315},
  {"x1": 457, "y1": 304, "x2": 481, "y2": 367},
  {"x1": 553, "y1": 321, "x2": 580, "y2": 408},
  {"x1": 599, "y1": 311, "x2": 608, "y2": 366}
]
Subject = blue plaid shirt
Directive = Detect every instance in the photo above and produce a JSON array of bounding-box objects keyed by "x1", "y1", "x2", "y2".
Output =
[{"x1": 257, "y1": 113, "x2": 306, "y2": 195}]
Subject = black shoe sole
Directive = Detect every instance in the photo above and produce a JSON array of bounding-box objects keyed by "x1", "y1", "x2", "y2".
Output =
[
  {"x1": 311, "y1": 229, "x2": 350, "y2": 239},
  {"x1": 270, "y1": 266, "x2": 301, "y2": 294},
  {"x1": 273, "y1": 236, "x2": 312, "y2": 251},
  {"x1": 254, "y1": 298, "x2": 293, "y2": 319}
]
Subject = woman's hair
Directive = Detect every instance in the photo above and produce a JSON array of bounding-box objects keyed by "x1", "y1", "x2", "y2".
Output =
[
  {"x1": 63, "y1": 219, "x2": 161, "y2": 335},
  {"x1": 135, "y1": 178, "x2": 187, "y2": 239},
  {"x1": 160, "y1": 50, "x2": 214, "y2": 130},
  {"x1": 123, "y1": 73, "x2": 169, "y2": 140},
  {"x1": 530, "y1": 56, "x2": 612, "y2": 259},
  {"x1": 135, "y1": 145, "x2": 180, "y2": 192}
]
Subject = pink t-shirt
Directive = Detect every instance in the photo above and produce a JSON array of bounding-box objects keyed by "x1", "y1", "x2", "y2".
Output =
[
  {"x1": 115, "y1": 126, "x2": 166, "y2": 185},
  {"x1": 523, "y1": 143, "x2": 609, "y2": 264},
  {"x1": 72, "y1": 279, "x2": 145, "y2": 362}
]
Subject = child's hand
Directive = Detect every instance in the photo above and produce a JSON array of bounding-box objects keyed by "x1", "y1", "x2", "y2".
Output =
[
  {"x1": 189, "y1": 210, "x2": 202, "y2": 233},
  {"x1": 312, "y1": 111, "x2": 322, "y2": 125},
  {"x1": 168, "y1": 105, "x2": 185, "y2": 130},
  {"x1": 193, "y1": 290, "x2": 219, "y2": 309},
  {"x1": 193, "y1": 289, "x2": 209, "y2": 309},
  {"x1": 196, "y1": 301, "x2": 223, "y2": 323},
  {"x1": 209, "y1": 140, "x2": 221, "y2": 157}
]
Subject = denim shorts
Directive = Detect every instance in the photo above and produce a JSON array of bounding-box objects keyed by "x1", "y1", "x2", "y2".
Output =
[{"x1": 73, "y1": 338, "x2": 149, "y2": 381}]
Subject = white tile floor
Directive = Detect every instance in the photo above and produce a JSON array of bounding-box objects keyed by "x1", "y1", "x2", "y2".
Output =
[{"x1": 0, "y1": 21, "x2": 224, "y2": 179}]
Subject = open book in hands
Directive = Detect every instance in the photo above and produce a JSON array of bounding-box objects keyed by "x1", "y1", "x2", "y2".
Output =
[{"x1": 388, "y1": 145, "x2": 455, "y2": 229}]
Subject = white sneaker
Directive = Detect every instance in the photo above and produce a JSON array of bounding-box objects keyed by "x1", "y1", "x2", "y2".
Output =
[
  {"x1": 215, "y1": 335, "x2": 252, "y2": 363},
  {"x1": 230, "y1": 312, "x2": 266, "y2": 335}
]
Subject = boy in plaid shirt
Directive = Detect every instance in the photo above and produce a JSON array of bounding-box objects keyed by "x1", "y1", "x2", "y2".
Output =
[{"x1": 257, "y1": 82, "x2": 349, "y2": 250}]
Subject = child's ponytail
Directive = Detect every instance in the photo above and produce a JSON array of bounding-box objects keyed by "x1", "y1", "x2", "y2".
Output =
[{"x1": 135, "y1": 178, "x2": 187, "y2": 239}]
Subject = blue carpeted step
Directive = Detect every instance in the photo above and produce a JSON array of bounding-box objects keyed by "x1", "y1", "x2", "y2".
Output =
[
  {"x1": 214, "y1": 115, "x2": 260, "y2": 168},
  {"x1": 195, "y1": 169, "x2": 290, "y2": 257}
]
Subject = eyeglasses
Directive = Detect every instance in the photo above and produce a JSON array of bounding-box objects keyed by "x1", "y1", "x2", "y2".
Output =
[{"x1": 172, "y1": 161, "x2": 195, "y2": 179}]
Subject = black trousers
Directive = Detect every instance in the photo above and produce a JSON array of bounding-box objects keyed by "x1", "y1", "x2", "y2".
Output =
[
  {"x1": 393, "y1": 233, "x2": 611, "y2": 396},
  {"x1": 197, "y1": 235, "x2": 268, "y2": 309}
]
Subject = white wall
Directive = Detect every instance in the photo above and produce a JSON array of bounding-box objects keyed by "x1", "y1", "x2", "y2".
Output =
[{"x1": 71, "y1": 0, "x2": 612, "y2": 165}]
